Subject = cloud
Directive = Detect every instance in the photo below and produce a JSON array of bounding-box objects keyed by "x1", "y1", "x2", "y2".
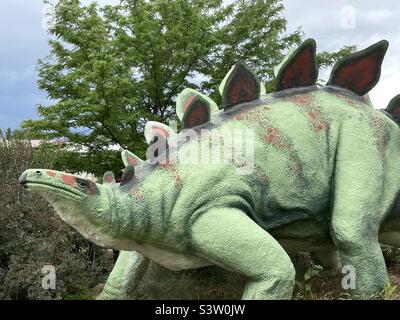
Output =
[
  {"x1": 0, "y1": 65, "x2": 36, "y2": 90},
  {"x1": 283, "y1": 0, "x2": 400, "y2": 108},
  {"x1": 364, "y1": 9, "x2": 396, "y2": 24},
  {"x1": 0, "y1": 0, "x2": 126, "y2": 130},
  {"x1": 0, "y1": 0, "x2": 50, "y2": 129}
]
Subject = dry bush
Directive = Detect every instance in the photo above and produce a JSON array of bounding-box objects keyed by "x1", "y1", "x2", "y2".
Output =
[{"x1": 0, "y1": 131, "x2": 112, "y2": 300}]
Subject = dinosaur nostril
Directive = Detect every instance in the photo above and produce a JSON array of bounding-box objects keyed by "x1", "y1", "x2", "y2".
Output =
[{"x1": 35, "y1": 170, "x2": 42, "y2": 176}]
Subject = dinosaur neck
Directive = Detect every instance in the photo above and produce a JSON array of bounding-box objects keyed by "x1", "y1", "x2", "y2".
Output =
[
  {"x1": 109, "y1": 168, "x2": 180, "y2": 245},
  {"x1": 103, "y1": 186, "x2": 147, "y2": 242},
  {"x1": 133, "y1": 166, "x2": 182, "y2": 244}
]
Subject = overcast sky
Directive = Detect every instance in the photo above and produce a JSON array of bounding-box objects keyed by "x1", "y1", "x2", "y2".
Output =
[{"x1": 0, "y1": 0, "x2": 399, "y2": 129}]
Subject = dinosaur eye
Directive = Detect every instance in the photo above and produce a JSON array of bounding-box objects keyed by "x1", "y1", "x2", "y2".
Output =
[{"x1": 77, "y1": 180, "x2": 88, "y2": 189}]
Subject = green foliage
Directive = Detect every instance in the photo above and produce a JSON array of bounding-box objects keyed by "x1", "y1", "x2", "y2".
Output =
[
  {"x1": 382, "y1": 244, "x2": 400, "y2": 266},
  {"x1": 382, "y1": 281, "x2": 398, "y2": 300},
  {"x1": 0, "y1": 131, "x2": 113, "y2": 299},
  {"x1": 317, "y1": 45, "x2": 358, "y2": 70},
  {"x1": 295, "y1": 264, "x2": 322, "y2": 299},
  {"x1": 36, "y1": 142, "x2": 122, "y2": 178}
]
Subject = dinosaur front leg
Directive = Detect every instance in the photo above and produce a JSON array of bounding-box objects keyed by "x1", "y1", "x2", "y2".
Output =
[
  {"x1": 191, "y1": 208, "x2": 295, "y2": 300},
  {"x1": 97, "y1": 251, "x2": 149, "y2": 300}
]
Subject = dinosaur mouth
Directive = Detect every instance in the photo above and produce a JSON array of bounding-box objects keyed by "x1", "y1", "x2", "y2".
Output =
[{"x1": 22, "y1": 181, "x2": 85, "y2": 198}]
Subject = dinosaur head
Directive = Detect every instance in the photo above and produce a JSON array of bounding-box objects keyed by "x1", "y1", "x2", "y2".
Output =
[
  {"x1": 19, "y1": 169, "x2": 100, "y2": 200},
  {"x1": 18, "y1": 169, "x2": 137, "y2": 249}
]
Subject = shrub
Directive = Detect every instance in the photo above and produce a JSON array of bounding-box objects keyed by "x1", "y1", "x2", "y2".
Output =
[{"x1": 0, "y1": 131, "x2": 113, "y2": 300}]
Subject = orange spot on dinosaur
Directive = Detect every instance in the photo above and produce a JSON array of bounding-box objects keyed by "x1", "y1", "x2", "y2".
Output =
[
  {"x1": 235, "y1": 113, "x2": 244, "y2": 121},
  {"x1": 183, "y1": 95, "x2": 194, "y2": 112},
  {"x1": 152, "y1": 127, "x2": 169, "y2": 139},
  {"x1": 307, "y1": 111, "x2": 316, "y2": 118},
  {"x1": 127, "y1": 156, "x2": 137, "y2": 166},
  {"x1": 47, "y1": 171, "x2": 56, "y2": 178},
  {"x1": 61, "y1": 175, "x2": 76, "y2": 186}
]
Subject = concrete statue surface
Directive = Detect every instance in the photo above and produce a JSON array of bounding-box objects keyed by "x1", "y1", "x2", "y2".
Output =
[{"x1": 19, "y1": 39, "x2": 400, "y2": 299}]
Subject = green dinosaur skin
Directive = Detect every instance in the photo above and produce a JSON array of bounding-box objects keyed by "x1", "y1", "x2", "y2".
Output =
[{"x1": 20, "y1": 86, "x2": 400, "y2": 299}]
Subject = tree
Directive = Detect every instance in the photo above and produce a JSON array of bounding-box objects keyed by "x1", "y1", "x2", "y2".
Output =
[{"x1": 22, "y1": 0, "x2": 355, "y2": 177}]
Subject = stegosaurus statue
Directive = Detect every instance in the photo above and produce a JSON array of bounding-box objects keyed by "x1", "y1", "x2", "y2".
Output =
[{"x1": 20, "y1": 39, "x2": 400, "y2": 299}]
